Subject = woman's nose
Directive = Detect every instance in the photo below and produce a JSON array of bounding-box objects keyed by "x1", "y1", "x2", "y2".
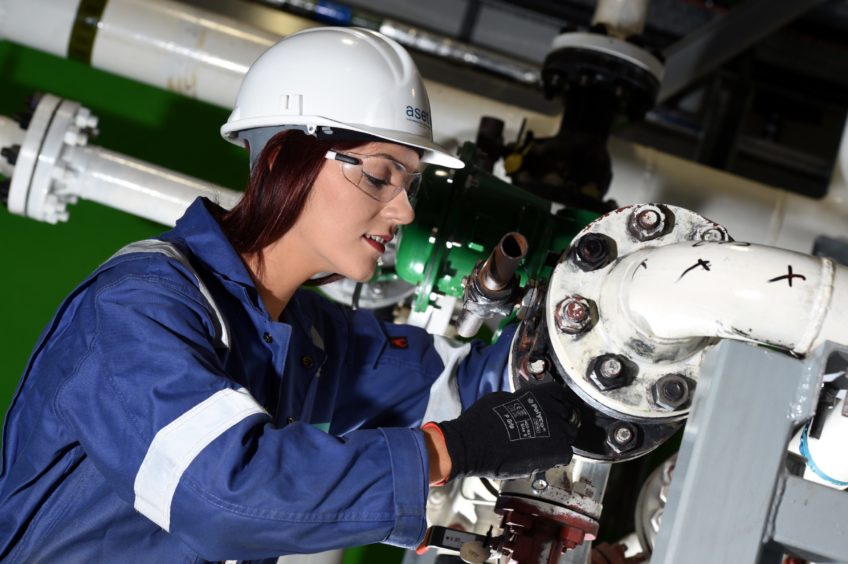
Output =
[{"x1": 383, "y1": 188, "x2": 415, "y2": 225}]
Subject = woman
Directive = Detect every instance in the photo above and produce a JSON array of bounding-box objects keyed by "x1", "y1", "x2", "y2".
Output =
[{"x1": 0, "y1": 27, "x2": 576, "y2": 562}]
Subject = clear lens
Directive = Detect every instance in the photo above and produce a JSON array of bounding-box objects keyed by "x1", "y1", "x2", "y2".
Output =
[{"x1": 337, "y1": 153, "x2": 421, "y2": 203}]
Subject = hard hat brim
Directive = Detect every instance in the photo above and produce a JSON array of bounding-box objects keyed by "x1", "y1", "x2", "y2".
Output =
[{"x1": 222, "y1": 116, "x2": 465, "y2": 169}]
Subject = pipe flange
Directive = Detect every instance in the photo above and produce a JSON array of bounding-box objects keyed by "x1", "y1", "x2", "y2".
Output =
[
  {"x1": 7, "y1": 94, "x2": 98, "y2": 224},
  {"x1": 7, "y1": 94, "x2": 61, "y2": 217},
  {"x1": 545, "y1": 204, "x2": 728, "y2": 422},
  {"x1": 508, "y1": 295, "x2": 684, "y2": 461},
  {"x1": 548, "y1": 32, "x2": 664, "y2": 83}
]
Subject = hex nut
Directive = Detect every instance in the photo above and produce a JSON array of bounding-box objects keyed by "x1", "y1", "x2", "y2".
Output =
[
  {"x1": 628, "y1": 204, "x2": 668, "y2": 242},
  {"x1": 554, "y1": 296, "x2": 594, "y2": 334},
  {"x1": 588, "y1": 353, "x2": 632, "y2": 391},
  {"x1": 652, "y1": 374, "x2": 691, "y2": 410},
  {"x1": 572, "y1": 234, "x2": 614, "y2": 271},
  {"x1": 606, "y1": 422, "x2": 637, "y2": 453},
  {"x1": 528, "y1": 358, "x2": 547, "y2": 375},
  {"x1": 531, "y1": 478, "x2": 548, "y2": 492},
  {"x1": 699, "y1": 225, "x2": 729, "y2": 242}
]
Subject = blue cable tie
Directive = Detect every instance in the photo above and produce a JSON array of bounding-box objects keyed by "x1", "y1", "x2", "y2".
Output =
[{"x1": 799, "y1": 421, "x2": 848, "y2": 488}]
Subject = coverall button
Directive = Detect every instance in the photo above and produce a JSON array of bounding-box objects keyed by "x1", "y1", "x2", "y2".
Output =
[
  {"x1": 301, "y1": 356, "x2": 314, "y2": 368},
  {"x1": 287, "y1": 416, "x2": 295, "y2": 424},
  {"x1": 263, "y1": 332, "x2": 273, "y2": 344}
]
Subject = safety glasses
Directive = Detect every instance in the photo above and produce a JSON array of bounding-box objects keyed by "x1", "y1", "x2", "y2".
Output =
[{"x1": 325, "y1": 151, "x2": 422, "y2": 203}]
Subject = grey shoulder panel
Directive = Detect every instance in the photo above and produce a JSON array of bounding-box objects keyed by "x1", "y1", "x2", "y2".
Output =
[{"x1": 110, "y1": 240, "x2": 231, "y2": 349}]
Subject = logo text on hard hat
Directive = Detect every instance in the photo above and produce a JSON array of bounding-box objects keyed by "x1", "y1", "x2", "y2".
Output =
[{"x1": 405, "y1": 106, "x2": 431, "y2": 128}]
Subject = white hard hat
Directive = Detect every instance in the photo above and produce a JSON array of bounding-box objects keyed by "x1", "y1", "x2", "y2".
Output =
[{"x1": 221, "y1": 27, "x2": 464, "y2": 169}]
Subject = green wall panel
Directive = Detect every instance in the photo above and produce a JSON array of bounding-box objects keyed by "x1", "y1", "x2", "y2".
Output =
[{"x1": 0, "y1": 41, "x2": 248, "y2": 416}]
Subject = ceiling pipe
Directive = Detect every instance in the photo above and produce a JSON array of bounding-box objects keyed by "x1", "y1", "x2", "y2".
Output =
[
  {"x1": 592, "y1": 0, "x2": 650, "y2": 39},
  {"x1": 0, "y1": 0, "x2": 846, "y2": 255},
  {"x1": 0, "y1": 0, "x2": 280, "y2": 108},
  {"x1": 246, "y1": 0, "x2": 542, "y2": 85}
]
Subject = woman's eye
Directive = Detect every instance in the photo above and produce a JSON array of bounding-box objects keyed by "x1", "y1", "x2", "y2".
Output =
[{"x1": 363, "y1": 172, "x2": 390, "y2": 189}]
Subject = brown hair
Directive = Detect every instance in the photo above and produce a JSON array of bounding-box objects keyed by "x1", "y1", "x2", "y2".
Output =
[{"x1": 218, "y1": 130, "x2": 366, "y2": 278}]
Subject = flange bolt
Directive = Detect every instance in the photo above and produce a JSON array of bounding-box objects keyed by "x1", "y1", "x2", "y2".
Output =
[
  {"x1": 699, "y1": 226, "x2": 729, "y2": 242},
  {"x1": 527, "y1": 358, "x2": 548, "y2": 377},
  {"x1": 652, "y1": 374, "x2": 691, "y2": 410},
  {"x1": 598, "y1": 356, "x2": 622, "y2": 379},
  {"x1": 573, "y1": 234, "x2": 612, "y2": 271},
  {"x1": 531, "y1": 476, "x2": 549, "y2": 492},
  {"x1": 628, "y1": 204, "x2": 667, "y2": 241},
  {"x1": 554, "y1": 296, "x2": 593, "y2": 334},
  {"x1": 589, "y1": 353, "x2": 631, "y2": 391},
  {"x1": 1, "y1": 144, "x2": 21, "y2": 166},
  {"x1": 606, "y1": 422, "x2": 637, "y2": 453},
  {"x1": 12, "y1": 111, "x2": 33, "y2": 130}
]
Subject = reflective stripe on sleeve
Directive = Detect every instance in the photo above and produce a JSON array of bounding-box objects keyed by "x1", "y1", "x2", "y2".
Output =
[
  {"x1": 421, "y1": 336, "x2": 472, "y2": 423},
  {"x1": 133, "y1": 387, "x2": 269, "y2": 531}
]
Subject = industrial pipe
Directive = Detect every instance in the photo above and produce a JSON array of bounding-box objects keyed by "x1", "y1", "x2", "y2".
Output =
[
  {"x1": 3, "y1": 93, "x2": 240, "y2": 226},
  {"x1": 61, "y1": 144, "x2": 242, "y2": 226},
  {"x1": 0, "y1": 0, "x2": 280, "y2": 108},
  {"x1": 456, "y1": 232, "x2": 528, "y2": 338},
  {"x1": 245, "y1": 0, "x2": 541, "y2": 85},
  {"x1": 3, "y1": 0, "x2": 846, "y2": 262},
  {"x1": 480, "y1": 232, "x2": 529, "y2": 293},
  {"x1": 592, "y1": 0, "x2": 650, "y2": 39},
  {"x1": 607, "y1": 242, "x2": 846, "y2": 356}
]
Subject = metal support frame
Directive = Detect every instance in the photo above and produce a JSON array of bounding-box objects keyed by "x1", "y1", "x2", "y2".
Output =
[
  {"x1": 652, "y1": 340, "x2": 848, "y2": 563},
  {"x1": 659, "y1": 0, "x2": 826, "y2": 102},
  {"x1": 560, "y1": 461, "x2": 611, "y2": 564}
]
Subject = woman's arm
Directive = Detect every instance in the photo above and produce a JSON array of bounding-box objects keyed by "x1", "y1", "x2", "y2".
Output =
[
  {"x1": 57, "y1": 269, "x2": 429, "y2": 559},
  {"x1": 325, "y1": 300, "x2": 518, "y2": 433},
  {"x1": 422, "y1": 423, "x2": 451, "y2": 485}
]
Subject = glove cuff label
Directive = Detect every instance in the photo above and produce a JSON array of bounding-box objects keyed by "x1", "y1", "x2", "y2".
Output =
[{"x1": 493, "y1": 391, "x2": 550, "y2": 442}]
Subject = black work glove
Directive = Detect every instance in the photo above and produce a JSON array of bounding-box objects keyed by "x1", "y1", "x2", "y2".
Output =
[{"x1": 433, "y1": 382, "x2": 579, "y2": 481}]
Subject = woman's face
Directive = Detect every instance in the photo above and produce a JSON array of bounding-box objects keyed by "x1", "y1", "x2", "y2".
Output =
[{"x1": 286, "y1": 141, "x2": 419, "y2": 282}]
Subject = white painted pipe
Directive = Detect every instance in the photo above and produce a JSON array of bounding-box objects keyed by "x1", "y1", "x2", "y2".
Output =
[
  {"x1": 2, "y1": 0, "x2": 848, "y2": 257},
  {"x1": 0, "y1": 0, "x2": 280, "y2": 108},
  {"x1": 0, "y1": 0, "x2": 78, "y2": 58},
  {"x1": 0, "y1": 115, "x2": 25, "y2": 177},
  {"x1": 592, "y1": 0, "x2": 650, "y2": 38},
  {"x1": 3, "y1": 93, "x2": 240, "y2": 226},
  {"x1": 605, "y1": 242, "x2": 846, "y2": 356},
  {"x1": 60, "y1": 144, "x2": 241, "y2": 226},
  {"x1": 92, "y1": 0, "x2": 278, "y2": 108}
]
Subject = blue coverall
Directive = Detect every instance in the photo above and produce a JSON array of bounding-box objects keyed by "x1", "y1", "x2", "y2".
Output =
[{"x1": 0, "y1": 198, "x2": 514, "y2": 563}]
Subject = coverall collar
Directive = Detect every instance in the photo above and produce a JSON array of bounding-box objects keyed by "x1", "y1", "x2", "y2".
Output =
[{"x1": 171, "y1": 197, "x2": 256, "y2": 289}]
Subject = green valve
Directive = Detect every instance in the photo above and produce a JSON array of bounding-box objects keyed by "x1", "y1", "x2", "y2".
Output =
[{"x1": 396, "y1": 142, "x2": 598, "y2": 313}]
